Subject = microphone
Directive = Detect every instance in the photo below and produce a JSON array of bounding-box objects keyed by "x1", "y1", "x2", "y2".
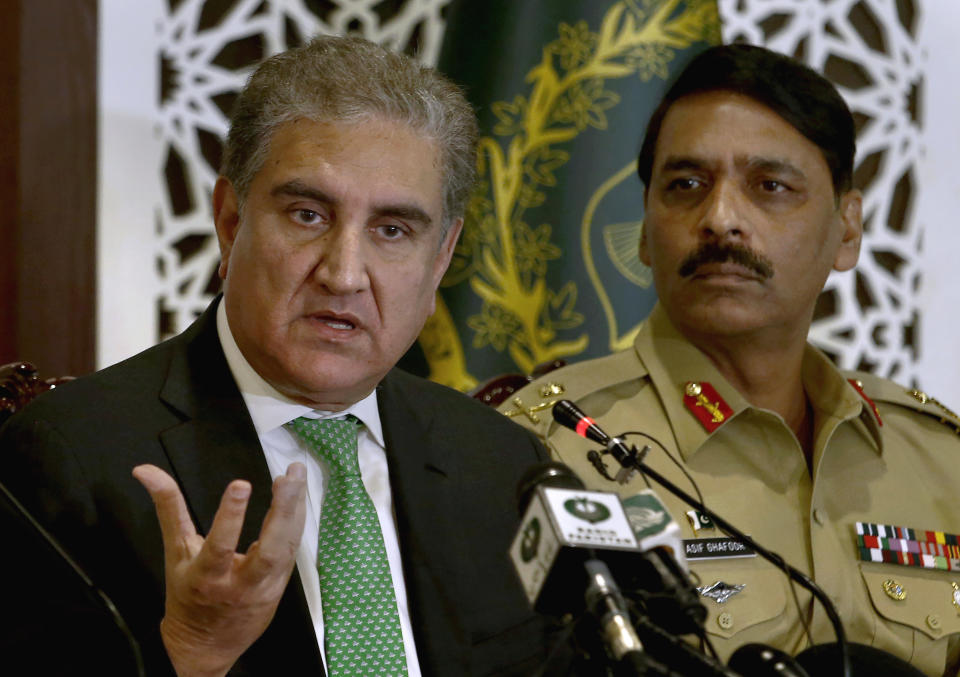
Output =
[
  {"x1": 728, "y1": 644, "x2": 811, "y2": 677},
  {"x1": 550, "y1": 402, "x2": 705, "y2": 633},
  {"x1": 584, "y1": 559, "x2": 646, "y2": 665},
  {"x1": 795, "y1": 642, "x2": 924, "y2": 677},
  {"x1": 620, "y1": 489, "x2": 705, "y2": 635},
  {"x1": 512, "y1": 463, "x2": 679, "y2": 674},
  {"x1": 516, "y1": 460, "x2": 585, "y2": 515},
  {"x1": 621, "y1": 488, "x2": 687, "y2": 569},
  {"x1": 511, "y1": 463, "x2": 747, "y2": 675},
  {"x1": 511, "y1": 463, "x2": 705, "y2": 632},
  {"x1": 551, "y1": 399, "x2": 611, "y2": 446},
  {"x1": 509, "y1": 462, "x2": 641, "y2": 617},
  {"x1": 552, "y1": 399, "x2": 642, "y2": 483}
]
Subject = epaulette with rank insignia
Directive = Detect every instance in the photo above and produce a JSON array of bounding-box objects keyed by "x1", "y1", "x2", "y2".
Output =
[
  {"x1": 682, "y1": 381, "x2": 734, "y2": 433},
  {"x1": 844, "y1": 370, "x2": 960, "y2": 436},
  {"x1": 497, "y1": 349, "x2": 647, "y2": 436}
]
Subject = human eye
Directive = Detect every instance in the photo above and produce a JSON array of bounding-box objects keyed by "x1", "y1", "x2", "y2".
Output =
[
  {"x1": 659, "y1": 175, "x2": 708, "y2": 205},
  {"x1": 757, "y1": 178, "x2": 791, "y2": 194},
  {"x1": 374, "y1": 223, "x2": 410, "y2": 241},
  {"x1": 666, "y1": 177, "x2": 703, "y2": 192},
  {"x1": 289, "y1": 208, "x2": 326, "y2": 227}
]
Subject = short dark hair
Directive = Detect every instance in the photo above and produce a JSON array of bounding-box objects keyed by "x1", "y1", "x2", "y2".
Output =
[{"x1": 637, "y1": 44, "x2": 856, "y2": 196}]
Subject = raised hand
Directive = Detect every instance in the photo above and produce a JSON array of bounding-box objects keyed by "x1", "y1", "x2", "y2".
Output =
[{"x1": 133, "y1": 463, "x2": 307, "y2": 677}]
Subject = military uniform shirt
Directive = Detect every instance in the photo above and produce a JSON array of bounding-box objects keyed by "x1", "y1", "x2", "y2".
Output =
[{"x1": 500, "y1": 304, "x2": 960, "y2": 676}]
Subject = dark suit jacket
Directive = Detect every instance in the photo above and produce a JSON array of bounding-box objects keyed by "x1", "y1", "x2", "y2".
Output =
[{"x1": 0, "y1": 300, "x2": 559, "y2": 676}]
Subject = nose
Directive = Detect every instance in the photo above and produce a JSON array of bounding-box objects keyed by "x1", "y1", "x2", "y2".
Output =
[
  {"x1": 312, "y1": 226, "x2": 369, "y2": 295},
  {"x1": 699, "y1": 179, "x2": 749, "y2": 242}
]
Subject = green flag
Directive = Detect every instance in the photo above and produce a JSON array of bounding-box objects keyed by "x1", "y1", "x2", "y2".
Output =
[{"x1": 419, "y1": 0, "x2": 720, "y2": 391}]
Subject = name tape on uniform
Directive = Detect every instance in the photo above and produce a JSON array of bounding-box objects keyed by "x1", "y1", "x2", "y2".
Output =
[{"x1": 683, "y1": 536, "x2": 756, "y2": 560}]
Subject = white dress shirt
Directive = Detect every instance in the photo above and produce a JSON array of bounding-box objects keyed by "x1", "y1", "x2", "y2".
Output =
[{"x1": 216, "y1": 303, "x2": 422, "y2": 676}]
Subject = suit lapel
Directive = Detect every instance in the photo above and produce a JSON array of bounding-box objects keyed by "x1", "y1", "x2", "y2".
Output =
[
  {"x1": 155, "y1": 299, "x2": 322, "y2": 674},
  {"x1": 157, "y1": 301, "x2": 273, "y2": 548},
  {"x1": 377, "y1": 370, "x2": 470, "y2": 673}
]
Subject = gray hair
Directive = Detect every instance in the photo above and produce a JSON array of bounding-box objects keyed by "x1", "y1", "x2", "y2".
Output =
[{"x1": 221, "y1": 34, "x2": 479, "y2": 231}]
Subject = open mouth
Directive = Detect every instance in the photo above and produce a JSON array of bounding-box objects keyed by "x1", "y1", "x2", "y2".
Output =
[
  {"x1": 319, "y1": 316, "x2": 355, "y2": 330},
  {"x1": 309, "y1": 312, "x2": 359, "y2": 331}
]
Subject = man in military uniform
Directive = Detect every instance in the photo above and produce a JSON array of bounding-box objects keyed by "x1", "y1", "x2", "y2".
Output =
[{"x1": 499, "y1": 44, "x2": 960, "y2": 676}]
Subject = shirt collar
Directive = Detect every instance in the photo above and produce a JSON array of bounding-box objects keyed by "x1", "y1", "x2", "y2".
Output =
[{"x1": 215, "y1": 300, "x2": 384, "y2": 446}]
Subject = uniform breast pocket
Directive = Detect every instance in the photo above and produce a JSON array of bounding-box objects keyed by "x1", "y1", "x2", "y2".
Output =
[
  {"x1": 860, "y1": 566, "x2": 960, "y2": 675},
  {"x1": 693, "y1": 566, "x2": 788, "y2": 640}
]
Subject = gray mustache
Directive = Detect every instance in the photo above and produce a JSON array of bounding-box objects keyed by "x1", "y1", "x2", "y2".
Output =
[{"x1": 678, "y1": 242, "x2": 774, "y2": 279}]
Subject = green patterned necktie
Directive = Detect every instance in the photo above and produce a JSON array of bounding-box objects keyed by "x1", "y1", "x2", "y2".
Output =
[{"x1": 289, "y1": 416, "x2": 408, "y2": 676}]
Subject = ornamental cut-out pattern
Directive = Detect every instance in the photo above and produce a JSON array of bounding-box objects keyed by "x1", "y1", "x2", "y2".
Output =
[
  {"x1": 154, "y1": 0, "x2": 924, "y2": 384},
  {"x1": 719, "y1": 0, "x2": 924, "y2": 383}
]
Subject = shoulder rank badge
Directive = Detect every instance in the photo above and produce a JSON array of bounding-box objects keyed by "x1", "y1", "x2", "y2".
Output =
[
  {"x1": 906, "y1": 389, "x2": 960, "y2": 435},
  {"x1": 848, "y1": 379, "x2": 883, "y2": 427},
  {"x1": 907, "y1": 389, "x2": 960, "y2": 419},
  {"x1": 683, "y1": 382, "x2": 733, "y2": 433}
]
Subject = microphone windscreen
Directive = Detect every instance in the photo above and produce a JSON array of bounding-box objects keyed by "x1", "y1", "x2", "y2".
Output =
[
  {"x1": 515, "y1": 462, "x2": 584, "y2": 515},
  {"x1": 551, "y1": 399, "x2": 609, "y2": 445},
  {"x1": 795, "y1": 642, "x2": 924, "y2": 677},
  {"x1": 728, "y1": 643, "x2": 810, "y2": 677}
]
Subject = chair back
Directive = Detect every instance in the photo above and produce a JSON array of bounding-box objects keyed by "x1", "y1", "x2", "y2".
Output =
[
  {"x1": 470, "y1": 360, "x2": 566, "y2": 407},
  {"x1": 0, "y1": 362, "x2": 73, "y2": 427}
]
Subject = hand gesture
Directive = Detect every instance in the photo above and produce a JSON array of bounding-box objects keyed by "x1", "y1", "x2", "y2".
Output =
[{"x1": 133, "y1": 463, "x2": 307, "y2": 677}]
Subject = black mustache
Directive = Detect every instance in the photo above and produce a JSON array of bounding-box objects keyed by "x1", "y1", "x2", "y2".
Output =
[{"x1": 678, "y1": 242, "x2": 774, "y2": 279}]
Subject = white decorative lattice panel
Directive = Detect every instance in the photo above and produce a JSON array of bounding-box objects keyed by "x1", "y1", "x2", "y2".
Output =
[
  {"x1": 718, "y1": 0, "x2": 925, "y2": 384},
  {"x1": 154, "y1": 0, "x2": 451, "y2": 337}
]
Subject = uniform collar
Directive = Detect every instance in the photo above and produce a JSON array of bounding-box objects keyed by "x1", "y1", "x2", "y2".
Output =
[
  {"x1": 634, "y1": 304, "x2": 881, "y2": 460},
  {"x1": 802, "y1": 345, "x2": 883, "y2": 454},
  {"x1": 634, "y1": 305, "x2": 749, "y2": 461}
]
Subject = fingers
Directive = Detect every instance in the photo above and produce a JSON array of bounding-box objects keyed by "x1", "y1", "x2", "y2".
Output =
[
  {"x1": 197, "y1": 479, "x2": 253, "y2": 577},
  {"x1": 133, "y1": 464, "x2": 197, "y2": 550},
  {"x1": 134, "y1": 463, "x2": 306, "y2": 586},
  {"x1": 242, "y1": 463, "x2": 307, "y2": 581}
]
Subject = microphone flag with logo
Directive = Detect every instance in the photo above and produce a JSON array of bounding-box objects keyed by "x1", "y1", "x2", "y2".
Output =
[{"x1": 510, "y1": 464, "x2": 639, "y2": 615}]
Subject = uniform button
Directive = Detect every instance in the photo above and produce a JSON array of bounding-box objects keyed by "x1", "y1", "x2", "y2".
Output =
[
  {"x1": 813, "y1": 509, "x2": 825, "y2": 526},
  {"x1": 926, "y1": 614, "x2": 942, "y2": 632},
  {"x1": 717, "y1": 612, "x2": 734, "y2": 630}
]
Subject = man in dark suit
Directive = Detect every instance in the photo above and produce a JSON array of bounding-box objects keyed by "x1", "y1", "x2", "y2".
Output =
[{"x1": 0, "y1": 35, "x2": 556, "y2": 676}]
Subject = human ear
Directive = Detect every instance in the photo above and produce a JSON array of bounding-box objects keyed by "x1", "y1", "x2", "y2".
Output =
[
  {"x1": 213, "y1": 177, "x2": 241, "y2": 280},
  {"x1": 432, "y1": 218, "x2": 462, "y2": 285},
  {"x1": 832, "y1": 189, "x2": 863, "y2": 272},
  {"x1": 639, "y1": 219, "x2": 652, "y2": 266},
  {"x1": 428, "y1": 218, "x2": 463, "y2": 315}
]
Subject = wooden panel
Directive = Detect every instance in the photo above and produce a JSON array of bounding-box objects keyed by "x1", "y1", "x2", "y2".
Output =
[
  {"x1": 12, "y1": 0, "x2": 98, "y2": 377},
  {"x1": 0, "y1": 3, "x2": 21, "y2": 366}
]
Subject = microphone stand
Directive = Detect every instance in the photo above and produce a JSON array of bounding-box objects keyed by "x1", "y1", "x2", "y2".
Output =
[
  {"x1": 600, "y1": 438, "x2": 851, "y2": 677},
  {"x1": 584, "y1": 557, "x2": 732, "y2": 676},
  {"x1": 584, "y1": 558, "x2": 655, "y2": 676},
  {"x1": 0, "y1": 479, "x2": 145, "y2": 677}
]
